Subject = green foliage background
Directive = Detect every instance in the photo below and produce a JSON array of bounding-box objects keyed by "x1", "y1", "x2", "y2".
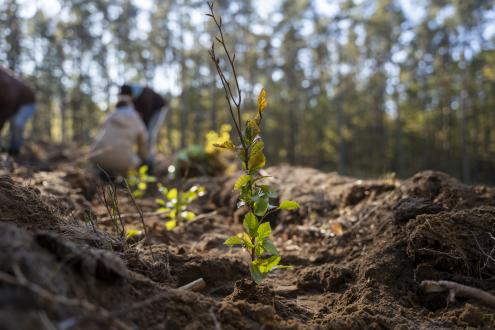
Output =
[{"x1": 1, "y1": 0, "x2": 495, "y2": 183}]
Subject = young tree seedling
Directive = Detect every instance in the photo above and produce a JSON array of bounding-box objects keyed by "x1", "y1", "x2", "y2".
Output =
[
  {"x1": 207, "y1": 2, "x2": 300, "y2": 284},
  {"x1": 156, "y1": 184, "x2": 206, "y2": 230},
  {"x1": 127, "y1": 165, "x2": 156, "y2": 198}
]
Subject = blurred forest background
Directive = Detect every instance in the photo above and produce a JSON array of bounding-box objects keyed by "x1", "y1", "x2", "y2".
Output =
[{"x1": 1, "y1": 0, "x2": 495, "y2": 183}]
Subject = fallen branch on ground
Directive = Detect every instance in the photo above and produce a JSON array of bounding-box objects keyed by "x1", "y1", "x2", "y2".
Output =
[{"x1": 421, "y1": 280, "x2": 495, "y2": 309}]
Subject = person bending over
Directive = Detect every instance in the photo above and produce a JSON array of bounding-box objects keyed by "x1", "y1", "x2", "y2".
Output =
[
  {"x1": 0, "y1": 66, "x2": 37, "y2": 156},
  {"x1": 119, "y1": 84, "x2": 168, "y2": 170},
  {"x1": 90, "y1": 95, "x2": 149, "y2": 178}
]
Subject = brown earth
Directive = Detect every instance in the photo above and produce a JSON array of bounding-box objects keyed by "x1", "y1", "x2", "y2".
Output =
[{"x1": 0, "y1": 145, "x2": 494, "y2": 329}]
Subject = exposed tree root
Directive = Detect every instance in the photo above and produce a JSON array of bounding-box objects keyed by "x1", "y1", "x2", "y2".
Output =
[{"x1": 421, "y1": 280, "x2": 495, "y2": 309}]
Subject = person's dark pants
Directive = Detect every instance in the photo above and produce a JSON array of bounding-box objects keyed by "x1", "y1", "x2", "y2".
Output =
[{"x1": 8, "y1": 103, "x2": 36, "y2": 155}]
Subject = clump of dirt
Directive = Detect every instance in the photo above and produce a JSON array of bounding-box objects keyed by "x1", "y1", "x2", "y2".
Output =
[
  {"x1": 0, "y1": 175, "x2": 61, "y2": 230},
  {"x1": 262, "y1": 167, "x2": 495, "y2": 328},
  {"x1": 0, "y1": 174, "x2": 118, "y2": 250},
  {"x1": 407, "y1": 206, "x2": 495, "y2": 281},
  {"x1": 297, "y1": 264, "x2": 355, "y2": 293}
]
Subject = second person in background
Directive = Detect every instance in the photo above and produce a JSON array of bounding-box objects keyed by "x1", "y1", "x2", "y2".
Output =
[
  {"x1": 120, "y1": 84, "x2": 168, "y2": 173},
  {"x1": 90, "y1": 95, "x2": 149, "y2": 179}
]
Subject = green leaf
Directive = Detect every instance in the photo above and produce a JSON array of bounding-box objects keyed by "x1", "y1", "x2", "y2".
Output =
[
  {"x1": 256, "y1": 222, "x2": 271, "y2": 240},
  {"x1": 273, "y1": 265, "x2": 292, "y2": 270},
  {"x1": 254, "y1": 198, "x2": 269, "y2": 216},
  {"x1": 126, "y1": 229, "x2": 141, "y2": 239},
  {"x1": 214, "y1": 139, "x2": 236, "y2": 150},
  {"x1": 259, "y1": 185, "x2": 278, "y2": 198},
  {"x1": 155, "y1": 198, "x2": 166, "y2": 206},
  {"x1": 157, "y1": 183, "x2": 167, "y2": 193},
  {"x1": 239, "y1": 185, "x2": 252, "y2": 203},
  {"x1": 224, "y1": 235, "x2": 243, "y2": 246},
  {"x1": 279, "y1": 200, "x2": 300, "y2": 210},
  {"x1": 137, "y1": 182, "x2": 147, "y2": 191},
  {"x1": 254, "y1": 244, "x2": 264, "y2": 257},
  {"x1": 257, "y1": 255, "x2": 281, "y2": 273},
  {"x1": 245, "y1": 119, "x2": 260, "y2": 143},
  {"x1": 248, "y1": 140, "x2": 265, "y2": 172},
  {"x1": 242, "y1": 232, "x2": 254, "y2": 249},
  {"x1": 165, "y1": 219, "x2": 177, "y2": 230},
  {"x1": 262, "y1": 239, "x2": 279, "y2": 255},
  {"x1": 139, "y1": 165, "x2": 149, "y2": 175},
  {"x1": 265, "y1": 255, "x2": 281, "y2": 272},
  {"x1": 249, "y1": 263, "x2": 264, "y2": 284},
  {"x1": 234, "y1": 175, "x2": 251, "y2": 190},
  {"x1": 167, "y1": 188, "x2": 178, "y2": 200},
  {"x1": 132, "y1": 190, "x2": 143, "y2": 198},
  {"x1": 157, "y1": 207, "x2": 170, "y2": 213},
  {"x1": 181, "y1": 211, "x2": 196, "y2": 221},
  {"x1": 243, "y1": 212, "x2": 259, "y2": 237}
]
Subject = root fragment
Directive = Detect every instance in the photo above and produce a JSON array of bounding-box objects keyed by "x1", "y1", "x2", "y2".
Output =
[
  {"x1": 421, "y1": 280, "x2": 495, "y2": 309},
  {"x1": 179, "y1": 278, "x2": 206, "y2": 291}
]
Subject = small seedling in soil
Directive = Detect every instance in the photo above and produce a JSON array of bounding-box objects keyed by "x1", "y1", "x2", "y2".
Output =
[
  {"x1": 127, "y1": 165, "x2": 156, "y2": 198},
  {"x1": 207, "y1": 2, "x2": 299, "y2": 284},
  {"x1": 156, "y1": 184, "x2": 206, "y2": 230}
]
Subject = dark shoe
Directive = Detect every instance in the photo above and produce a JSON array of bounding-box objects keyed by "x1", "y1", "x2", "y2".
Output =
[{"x1": 7, "y1": 148, "x2": 20, "y2": 156}]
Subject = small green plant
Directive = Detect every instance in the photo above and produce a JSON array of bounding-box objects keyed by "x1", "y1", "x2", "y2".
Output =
[
  {"x1": 125, "y1": 228, "x2": 141, "y2": 240},
  {"x1": 127, "y1": 165, "x2": 156, "y2": 198},
  {"x1": 156, "y1": 184, "x2": 206, "y2": 230},
  {"x1": 207, "y1": 2, "x2": 299, "y2": 284}
]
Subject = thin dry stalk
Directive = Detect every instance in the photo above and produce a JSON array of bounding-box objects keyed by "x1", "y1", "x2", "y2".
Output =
[
  {"x1": 206, "y1": 1, "x2": 249, "y2": 165},
  {"x1": 99, "y1": 185, "x2": 120, "y2": 235},
  {"x1": 124, "y1": 179, "x2": 156, "y2": 262}
]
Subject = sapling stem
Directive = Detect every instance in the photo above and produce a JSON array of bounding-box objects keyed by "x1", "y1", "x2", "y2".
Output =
[{"x1": 208, "y1": 1, "x2": 299, "y2": 284}]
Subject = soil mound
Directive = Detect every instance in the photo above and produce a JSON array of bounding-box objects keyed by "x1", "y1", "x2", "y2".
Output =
[{"x1": 1, "y1": 153, "x2": 494, "y2": 329}]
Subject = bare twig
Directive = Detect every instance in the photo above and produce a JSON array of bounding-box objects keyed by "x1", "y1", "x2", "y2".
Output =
[
  {"x1": 421, "y1": 280, "x2": 495, "y2": 309},
  {"x1": 207, "y1": 1, "x2": 249, "y2": 166}
]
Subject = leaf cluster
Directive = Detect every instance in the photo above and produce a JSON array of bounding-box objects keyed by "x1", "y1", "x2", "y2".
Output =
[
  {"x1": 220, "y1": 88, "x2": 299, "y2": 283},
  {"x1": 127, "y1": 165, "x2": 156, "y2": 198},
  {"x1": 156, "y1": 184, "x2": 206, "y2": 230}
]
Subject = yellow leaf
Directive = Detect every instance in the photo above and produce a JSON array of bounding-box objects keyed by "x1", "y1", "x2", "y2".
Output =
[
  {"x1": 213, "y1": 140, "x2": 236, "y2": 151},
  {"x1": 258, "y1": 88, "x2": 267, "y2": 113},
  {"x1": 330, "y1": 222, "x2": 344, "y2": 236},
  {"x1": 165, "y1": 219, "x2": 177, "y2": 230},
  {"x1": 256, "y1": 88, "x2": 267, "y2": 124}
]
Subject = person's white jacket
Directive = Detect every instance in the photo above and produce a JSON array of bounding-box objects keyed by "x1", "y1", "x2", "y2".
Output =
[{"x1": 90, "y1": 105, "x2": 149, "y2": 177}]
